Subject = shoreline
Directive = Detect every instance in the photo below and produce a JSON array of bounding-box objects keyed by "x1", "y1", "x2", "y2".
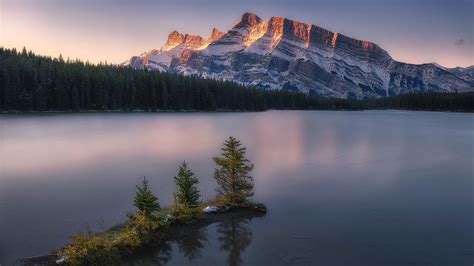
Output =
[{"x1": 1, "y1": 108, "x2": 472, "y2": 114}]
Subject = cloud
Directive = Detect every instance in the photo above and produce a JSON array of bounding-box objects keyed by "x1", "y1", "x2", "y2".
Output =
[
  {"x1": 455, "y1": 39, "x2": 474, "y2": 47},
  {"x1": 454, "y1": 39, "x2": 466, "y2": 46}
]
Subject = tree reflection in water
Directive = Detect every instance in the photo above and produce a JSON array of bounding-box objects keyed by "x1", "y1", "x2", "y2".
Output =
[
  {"x1": 129, "y1": 239, "x2": 172, "y2": 266},
  {"x1": 217, "y1": 217, "x2": 253, "y2": 266},
  {"x1": 174, "y1": 227, "x2": 208, "y2": 261},
  {"x1": 151, "y1": 241, "x2": 172, "y2": 265},
  {"x1": 127, "y1": 211, "x2": 263, "y2": 265}
]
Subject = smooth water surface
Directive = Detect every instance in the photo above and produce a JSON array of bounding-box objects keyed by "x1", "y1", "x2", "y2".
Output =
[{"x1": 0, "y1": 111, "x2": 472, "y2": 265}]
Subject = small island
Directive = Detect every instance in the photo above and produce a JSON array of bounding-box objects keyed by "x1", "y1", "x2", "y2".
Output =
[{"x1": 22, "y1": 137, "x2": 266, "y2": 266}]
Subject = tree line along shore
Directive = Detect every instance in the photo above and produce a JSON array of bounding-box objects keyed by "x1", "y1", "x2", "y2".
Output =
[
  {"x1": 1, "y1": 47, "x2": 473, "y2": 113},
  {"x1": 28, "y1": 137, "x2": 266, "y2": 265}
]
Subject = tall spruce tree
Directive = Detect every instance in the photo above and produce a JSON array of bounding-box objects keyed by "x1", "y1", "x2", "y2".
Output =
[
  {"x1": 134, "y1": 176, "x2": 161, "y2": 216},
  {"x1": 174, "y1": 161, "x2": 201, "y2": 210},
  {"x1": 213, "y1": 136, "x2": 254, "y2": 205}
]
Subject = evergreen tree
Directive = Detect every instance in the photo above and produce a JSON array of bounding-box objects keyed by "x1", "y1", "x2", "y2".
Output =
[
  {"x1": 134, "y1": 176, "x2": 160, "y2": 216},
  {"x1": 174, "y1": 161, "x2": 201, "y2": 210},
  {"x1": 213, "y1": 137, "x2": 254, "y2": 205}
]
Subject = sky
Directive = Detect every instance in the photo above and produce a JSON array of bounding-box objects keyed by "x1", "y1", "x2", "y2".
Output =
[{"x1": 0, "y1": 0, "x2": 473, "y2": 67}]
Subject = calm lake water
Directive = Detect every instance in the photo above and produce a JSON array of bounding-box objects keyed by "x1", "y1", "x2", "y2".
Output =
[{"x1": 0, "y1": 111, "x2": 472, "y2": 265}]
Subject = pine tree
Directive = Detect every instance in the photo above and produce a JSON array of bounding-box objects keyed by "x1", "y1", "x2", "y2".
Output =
[
  {"x1": 174, "y1": 161, "x2": 201, "y2": 210},
  {"x1": 213, "y1": 136, "x2": 254, "y2": 205},
  {"x1": 134, "y1": 176, "x2": 160, "y2": 216}
]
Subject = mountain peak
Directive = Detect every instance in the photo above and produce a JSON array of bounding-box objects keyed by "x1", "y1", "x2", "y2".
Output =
[
  {"x1": 161, "y1": 31, "x2": 186, "y2": 52},
  {"x1": 238, "y1": 12, "x2": 263, "y2": 27},
  {"x1": 161, "y1": 30, "x2": 210, "y2": 52},
  {"x1": 208, "y1": 28, "x2": 224, "y2": 42}
]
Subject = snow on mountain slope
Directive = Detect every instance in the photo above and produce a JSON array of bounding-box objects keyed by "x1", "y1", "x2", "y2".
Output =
[{"x1": 122, "y1": 12, "x2": 473, "y2": 99}]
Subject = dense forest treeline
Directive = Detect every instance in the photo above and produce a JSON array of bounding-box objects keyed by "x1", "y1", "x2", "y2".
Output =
[
  {"x1": 0, "y1": 47, "x2": 472, "y2": 112},
  {"x1": 363, "y1": 91, "x2": 473, "y2": 112}
]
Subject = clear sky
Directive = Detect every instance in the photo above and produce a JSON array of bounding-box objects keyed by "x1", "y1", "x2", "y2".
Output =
[{"x1": 1, "y1": 0, "x2": 472, "y2": 67}]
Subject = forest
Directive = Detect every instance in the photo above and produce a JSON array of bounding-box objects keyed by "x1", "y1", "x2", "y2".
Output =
[{"x1": 0, "y1": 47, "x2": 472, "y2": 112}]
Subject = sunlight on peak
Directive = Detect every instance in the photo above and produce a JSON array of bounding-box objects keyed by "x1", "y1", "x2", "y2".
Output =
[{"x1": 244, "y1": 21, "x2": 268, "y2": 47}]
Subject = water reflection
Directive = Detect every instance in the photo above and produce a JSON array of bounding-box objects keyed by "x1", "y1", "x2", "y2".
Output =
[
  {"x1": 127, "y1": 212, "x2": 263, "y2": 265},
  {"x1": 0, "y1": 114, "x2": 219, "y2": 178},
  {"x1": 217, "y1": 217, "x2": 253, "y2": 266},
  {"x1": 174, "y1": 227, "x2": 208, "y2": 261},
  {"x1": 130, "y1": 241, "x2": 172, "y2": 266}
]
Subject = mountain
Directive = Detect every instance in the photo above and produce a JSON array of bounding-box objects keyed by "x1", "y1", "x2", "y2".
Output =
[
  {"x1": 123, "y1": 12, "x2": 473, "y2": 99},
  {"x1": 441, "y1": 65, "x2": 474, "y2": 84}
]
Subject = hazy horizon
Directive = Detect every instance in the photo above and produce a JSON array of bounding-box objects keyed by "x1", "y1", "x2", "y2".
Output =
[{"x1": 1, "y1": 0, "x2": 473, "y2": 67}]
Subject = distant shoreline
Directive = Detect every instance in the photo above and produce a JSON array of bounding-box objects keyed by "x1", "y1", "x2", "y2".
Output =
[{"x1": 1, "y1": 108, "x2": 473, "y2": 114}]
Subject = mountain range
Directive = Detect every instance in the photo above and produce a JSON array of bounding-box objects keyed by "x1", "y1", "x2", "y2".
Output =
[{"x1": 123, "y1": 12, "x2": 473, "y2": 99}]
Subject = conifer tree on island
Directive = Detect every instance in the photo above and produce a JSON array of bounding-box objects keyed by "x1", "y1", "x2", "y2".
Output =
[
  {"x1": 134, "y1": 176, "x2": 161, "y2": 216},
  {"x1": 173, "y1": 161, "x2": 201, "y2": 211},
  {"x1": 213, "y1": 136, "x2": 254, "y2": 205}
]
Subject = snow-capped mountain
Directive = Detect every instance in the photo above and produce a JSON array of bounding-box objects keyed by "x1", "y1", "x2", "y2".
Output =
[
  {"x1": 443, "y1": 66, "x2": 474, "y2": 84},
  {"x1": 123, "y1": 12, "x2": 473, "y2": 99}
]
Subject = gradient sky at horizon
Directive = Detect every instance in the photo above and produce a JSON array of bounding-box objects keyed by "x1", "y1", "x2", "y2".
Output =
[{"x1": 1, "y1": 0, "x2": 473, "y2": 67}]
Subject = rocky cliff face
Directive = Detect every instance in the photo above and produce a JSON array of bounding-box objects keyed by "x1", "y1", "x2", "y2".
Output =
[{"x1": 123, "y1": 12, "x2": 473, "y2": 99}]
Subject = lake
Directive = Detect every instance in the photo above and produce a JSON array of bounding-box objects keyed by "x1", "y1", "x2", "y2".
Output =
[{"x1": 0, "y1": 111, "x2": 472, "y2": 265}]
